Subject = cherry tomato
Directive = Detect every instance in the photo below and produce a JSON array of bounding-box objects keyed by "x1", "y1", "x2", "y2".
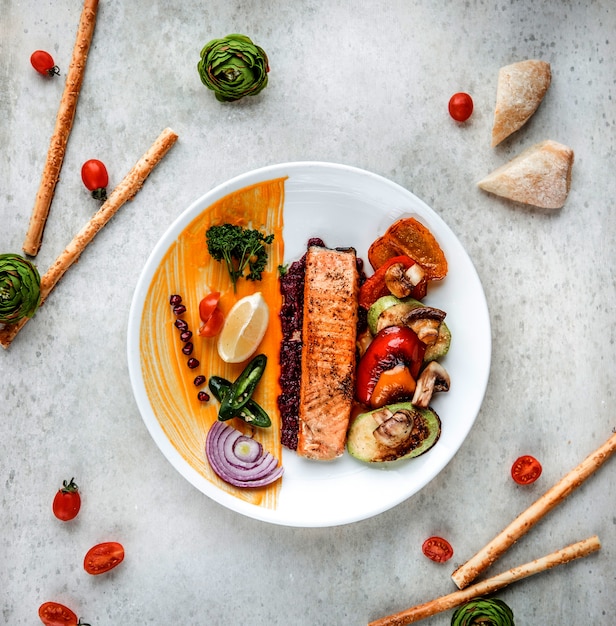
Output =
[
  {"x1": 198, "y1": 306, "x2": 224, "y2": 337},
  {"x1": 422, "y1": 536, "x2": 454, "y2": 563},
  {"x1": 52, "y1": 478, "x2": 81, "y2": 521},
  {"x1": 84, "y1": 541, "x2": 125, "y2": 575},
  {"x1": 199, "y1": 291, "x2": 221, "y2": 322},
  {"x1": 31, "y1": 50, "x2": 60, "y2": 77},
  {"x1": 38, "y1": 601, "x2": 89, "y2": 626},
  {"x1": 198, "y1": 292, "x2": 224, "y2": 337},
  {"x1": 511, "y1": 455, "x2": 542, "y2": 485},
  {"x1": 448, "y1": 92, "x2": 474, "y2": 122},
  {"x1": 81, "y1": 159, "x2": 109, "y2": 201}
]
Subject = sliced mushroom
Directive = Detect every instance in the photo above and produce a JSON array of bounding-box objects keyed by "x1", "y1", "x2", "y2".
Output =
[
  {"x1": 373, "y1": 409, "x2": 415, "y2": 447},
  {"x1": 412, "y1": 361, "x2": 450, "y2": 408},
  {"x1": 384, "y1": 262, "x2": 425, "y2": 299},
  {"x1": 371, "y1": 406, "x2": 394, "y2": 426},
  {"x1": 376, "y1": 305, "x2": 446, "y2": 344},
  {"x1": 406, "y1": 307, "x2": 446, "y2": 344}
]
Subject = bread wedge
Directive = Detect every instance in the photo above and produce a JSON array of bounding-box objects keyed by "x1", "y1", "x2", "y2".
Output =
[
  {"x1": 478, "y1": 140, "x2": 574, "y2": 209},
  {"x1": 491, "y1": 60, "x2": 551, "y2": 147}
]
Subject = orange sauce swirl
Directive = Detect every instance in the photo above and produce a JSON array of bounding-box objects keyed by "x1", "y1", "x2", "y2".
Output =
[{"x1": 139, "y1": 177, "x2": 286, "y2": 508}]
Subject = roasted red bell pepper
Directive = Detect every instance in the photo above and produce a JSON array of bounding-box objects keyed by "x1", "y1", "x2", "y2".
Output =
[
  {"x1": 358, "y1": 255, "x2": 426, "y2": 310},
  {"x1": 369, "y1": 363, "x2": 417, "y2": 408},
  {"x1": 355, "y1": 325, "x2": 426, "y2": 406}
]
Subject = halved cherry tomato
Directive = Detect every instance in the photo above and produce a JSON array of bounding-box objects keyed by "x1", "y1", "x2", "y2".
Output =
[
  {"x1": 511, "y1": 455, "x2": 542, "y2": 485},
  {"x1": 199, "y1": 291, "x2": 221, "y2": 322},
  {"x1": 198, "y1": 292, "x2": 224, "y2": 337},
  {"x1": 359, "y1": 255, "x2": 426, "y2": 310},
  {"x1": 422, "y1": 536, "x2": 454, "y2": 563},
  {"x1": 84, "y1": 541, "x2": 125, "y2": 575},
  {"x1": 38, "y1": 601, "x2": 89, "y2": 626},
  {"x1": 355, "y1": 325, "x2": 425, "y2": 406},
  {"x1": 52, "y1": 478, "x2": 81, "y2": 521},
  {"x1": 31, "y1": 50, "x2": 60, "y2": 76},
  {"x1": 81, "y1": 159, "x2": 109, "y2": 201},
  {"x1": 448, "y1": 92, "x2": 474, "y2": 122}
]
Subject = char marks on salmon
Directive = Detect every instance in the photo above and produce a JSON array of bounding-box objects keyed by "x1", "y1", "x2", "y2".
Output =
[{"x1": 296, "y1": 245, "x2": 360, "y2": 460}]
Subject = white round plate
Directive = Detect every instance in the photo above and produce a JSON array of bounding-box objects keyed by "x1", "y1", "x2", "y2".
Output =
[{"x1": 127, "y1": 162, "x2": 491, "y2": 527}]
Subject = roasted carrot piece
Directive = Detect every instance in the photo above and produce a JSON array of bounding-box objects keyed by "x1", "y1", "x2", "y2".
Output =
[{"x1": 368, "y1": 217, "x2": 448, "y2": 280}]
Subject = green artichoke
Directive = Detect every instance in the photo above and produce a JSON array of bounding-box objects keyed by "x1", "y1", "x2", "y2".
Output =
[
  {"x1": 451, "y1": 598, "x2": 515, "y2": 626},
  {"x1": 0, "y1": 253, "x2": 41, "y2": 324},
  {"x1": 197, "y1": 34, "x2": 269, "y2": 102}
]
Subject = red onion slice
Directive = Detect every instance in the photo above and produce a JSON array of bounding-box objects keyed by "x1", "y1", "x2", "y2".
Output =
[{"x1": 206, "y1": 421, "x2": 284, "y2": 488}]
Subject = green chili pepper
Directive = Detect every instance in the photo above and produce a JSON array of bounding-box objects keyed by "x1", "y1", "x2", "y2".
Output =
[
  {"x1": 208, "y1": 376, "x2": 231, "y2": 405},
  {"x1": 215, "y1": 354, "x2": 270, "y2": 424},
  {"x1": 208, "y1": 376, "x2": 272, "y2": 428}
]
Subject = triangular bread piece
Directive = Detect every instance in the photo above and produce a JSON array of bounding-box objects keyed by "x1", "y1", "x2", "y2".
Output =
[
  {"x1": 478, "y1": 140, "x2": 574, "y2": 209},
  {"x1": 491, "y1": 60, "x2": 551, "y2": 147}
]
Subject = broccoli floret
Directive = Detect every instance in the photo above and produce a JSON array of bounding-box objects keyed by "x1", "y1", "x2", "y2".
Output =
[{"x1": 205, "y1": 224, "x2": 275, "y2": 291}]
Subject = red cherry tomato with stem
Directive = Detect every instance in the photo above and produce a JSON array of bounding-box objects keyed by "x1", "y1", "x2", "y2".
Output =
[
  {"x1": 448, "y1": 92, "x2": 474, "y2": 122},
  {"x1": 198, "y1": 291, "x2": 224, "y2": 337},
  {"x1": 422, "y1": 536, "x2": 454, "y2": 563},
  {"x1": 81, "y1": 159, "x2": 109, "y2": 201},
  {"x1": 84, "y1": 541, "x2": 125, "y2": 575},
  {"x1": 52, "y1": 478, "x2": 81, "y2": 521},
  {"x1": 31, "y1": 50, "x2": 60, "y2": 77},
  {"x1": 511, "y1": 455, "x2": 542, "y2": 485}
]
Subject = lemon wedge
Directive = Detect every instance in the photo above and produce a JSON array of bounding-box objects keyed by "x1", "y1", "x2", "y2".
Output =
[{"x1": 217, "y1": 292, "x2": 270, "y2": 363}]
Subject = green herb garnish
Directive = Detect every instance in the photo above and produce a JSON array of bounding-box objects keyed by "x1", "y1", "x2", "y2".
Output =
[{"x1": 205, "y1": 224, "x2": 274, "y2": 292}]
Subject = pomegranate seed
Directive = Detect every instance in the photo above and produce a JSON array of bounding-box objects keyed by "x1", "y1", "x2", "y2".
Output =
[
  {"x1": 193, "y1": 375, "x2": 206, "y2": 386},
  {"x1": 197, "y1": 391, "x2": 210, "y2": 402},
  {"x1": 169, "y1": 294, "x2": 182, "y2": 306},
  {"x1": 182, "y1": 342, "x2": 194, "y2": 355},
  {"x1": 180, "y1": 330, "x2": 193, "y2": 342},
  {"x1": 187, "y1": 358, "x2": 199, "y2": 369},
  {"x1": 173, "y1": 304, "x2": 186, "y2": 316},
  {"x1": 174, "y1": 318, "x2": 189, "y2": 331}
]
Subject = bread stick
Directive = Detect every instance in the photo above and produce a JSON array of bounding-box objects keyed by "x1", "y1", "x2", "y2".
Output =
[
  {"x1": 22, "y1": 0, "x2": 99, "y2": 257},
  {"x1": 451, "y1": 430, "x2": 616, "y2": 589},
  {"x1": 1, "y1": 127, "x2": 178, "y2": 349},
  {"x1": 369, "y1": 536, "x2": 600, "y2": 626}
]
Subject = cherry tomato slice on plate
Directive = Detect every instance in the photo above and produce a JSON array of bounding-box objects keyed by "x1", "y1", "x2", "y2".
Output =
[
  {"x1": 422, "y1": 536, "x2": 454, "y2": 563},
  {"x1": 52, "y1": 478, "x2": 81, "y2": 521},
  {"x1": 448, "y1": 92, "x2": 474, "y2": 122},
  {"x1": 198, "y1": 306, "x2": 224, "y2": 337},
  {"x1": 84, "y1": 541, "x2": 125, "y2": 575},
  {"x1": 38, "y1": 601, "x2": 80, "y2": 626},
  {"x1": 198, "y1": 292, "x2": 224, "y2": 337},
  {"x1": 511, "y1": 455, "x2": 542, "y2": 485},
  {"x1": 81, "y1": 159, "x2": 109, "y2": 200},
  {"x1": 199, "y1": 291, "x2": 221, "y2": 322},
  {"x1": 31, "y1": 50, "x2": 60, "y2": 76}
]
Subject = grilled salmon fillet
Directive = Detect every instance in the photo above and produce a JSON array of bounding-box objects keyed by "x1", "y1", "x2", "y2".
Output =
[{"x1": 297, "y1": 245, "x2": 360, "y2": 460}]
